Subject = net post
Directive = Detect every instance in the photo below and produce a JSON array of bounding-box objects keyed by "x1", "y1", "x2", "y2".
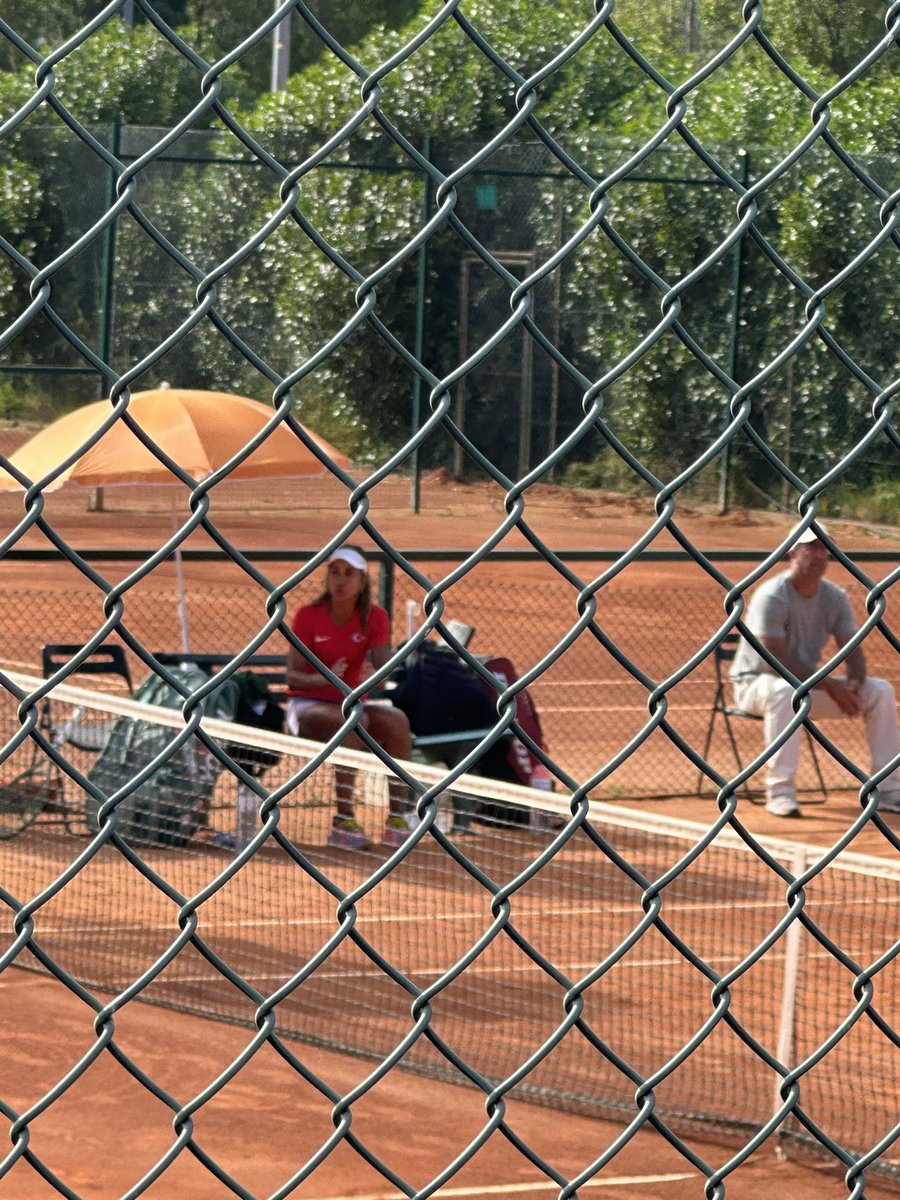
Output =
[
  {"x1": 405, "y1": 599, "x2": 418, "y2": 641},
  {"x1": 376, "y1": 554, "x2": 393, "y2": 616},
  {"x1": 773, "y1": 845, "x2": 809, "y2": 1161}
]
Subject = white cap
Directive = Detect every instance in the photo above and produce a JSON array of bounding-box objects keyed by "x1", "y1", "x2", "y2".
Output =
[
  {"x1": 789, "y1": 520, "x2": 829, "y2": 545},
  {"x1": 328, "y1": 547, "x2": 367, "y2": 571}
]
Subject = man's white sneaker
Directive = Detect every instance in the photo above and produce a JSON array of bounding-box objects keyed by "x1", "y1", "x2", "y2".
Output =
[{"x1": 766, "y1": 795, "x2": 802, "y2": 818}]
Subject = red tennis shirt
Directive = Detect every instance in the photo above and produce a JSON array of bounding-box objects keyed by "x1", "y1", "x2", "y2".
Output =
[{"x1": 287, "y1": 603, "x2": 390, "y2": 703}]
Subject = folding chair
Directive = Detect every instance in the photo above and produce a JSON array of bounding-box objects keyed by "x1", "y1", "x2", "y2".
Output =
[
  {"x1": 0, "y1": 643, "x2": 135, "y2": 840},
  {"x1": 42, "y1": 643, "x2": 133, "y2": 694},
  {"x1": 697, "y1": 631, "x2": 828, "y2": 803}
]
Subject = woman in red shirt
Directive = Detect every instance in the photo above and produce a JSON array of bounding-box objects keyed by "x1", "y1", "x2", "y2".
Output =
[{"x1": 286, "y1": 546, "x2": 413, "y2": 850}]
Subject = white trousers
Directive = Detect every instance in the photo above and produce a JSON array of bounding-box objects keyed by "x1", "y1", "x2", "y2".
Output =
[{"x1": 732, "y1": 674, "x2": 900, "y2": 801}]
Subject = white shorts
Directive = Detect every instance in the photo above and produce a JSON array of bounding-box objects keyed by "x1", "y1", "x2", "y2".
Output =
[{"x1": 285, "y1": 697, "x2": 319, "y2": 736}]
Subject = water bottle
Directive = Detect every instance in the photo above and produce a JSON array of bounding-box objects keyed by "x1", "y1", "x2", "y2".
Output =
[
  {"x1": 530, "y1": 764, "x2": 553, "y2": 790},
  {"x1": 235, "y1": 785, "x2": 257, "y2": 851}
]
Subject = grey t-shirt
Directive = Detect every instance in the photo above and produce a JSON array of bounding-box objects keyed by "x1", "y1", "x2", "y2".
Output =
[{"x1": 731, "y1": 571, "x2": 857, "y2": 682}]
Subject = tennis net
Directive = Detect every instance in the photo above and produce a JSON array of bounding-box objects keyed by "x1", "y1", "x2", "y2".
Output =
[{"x1": 1, "y1": 671, "x2": 898, "y2": 1181}]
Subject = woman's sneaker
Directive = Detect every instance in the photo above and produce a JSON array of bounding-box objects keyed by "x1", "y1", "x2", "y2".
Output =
[
  {"x1": 327, "y1": 816, "x2": 374, "y2": 850},
  {"x1": 382, "y1": 812, "x2": 418, "y2": 848}
]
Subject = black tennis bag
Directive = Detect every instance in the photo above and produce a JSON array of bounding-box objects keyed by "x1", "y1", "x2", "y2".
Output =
[
  {"x1": 223, "y1": 670, "x2": 285, "y2": 775},
  {"x1": 389, "y1": 641, "x2": 497, "y2": 736},
  {"x1": 390, "y1": 642, "x2": 552, "y2": 828}
]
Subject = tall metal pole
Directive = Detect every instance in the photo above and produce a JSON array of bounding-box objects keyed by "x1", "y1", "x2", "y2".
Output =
[
  {"x1": 270, "y1": 2, "x2": 291, "y2": 92},
  {"x1": 98, "y1": 117, "x2": 121, "y2": 377},
  {"x1": 548, "y1": 185, "x2": 563, "y2": 481},
  {"x1": 409, "y1": 136, "x2": 431, "y2": 513},
  {"x1": 782, "y1": 354, "x2": 793, "y2": 512},
  {"x1": 454, "y1": 258, "x2": 470, "y2": 480},
  {"x1": 717, "y1": 150, "x2": 750, "y2": 516},
  {"x1": 516, "y1": 259, "x2": 535, "y2": 479},
  {"x1": 91, "y1": 116, "x2": 122, "y2": 514}
]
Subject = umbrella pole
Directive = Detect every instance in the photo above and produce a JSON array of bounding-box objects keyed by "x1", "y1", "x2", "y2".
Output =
[
  {"x1": 175, "y1": 545, "x2": 190, "y2": 654},
  {"x1": 170, "y1": 507, "x2": 190, "y2": 654}
]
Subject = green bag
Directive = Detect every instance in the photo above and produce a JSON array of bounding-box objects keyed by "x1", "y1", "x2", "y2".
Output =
[{"x1": 86, "y1": 665, "x2": 239, "y2": 847}]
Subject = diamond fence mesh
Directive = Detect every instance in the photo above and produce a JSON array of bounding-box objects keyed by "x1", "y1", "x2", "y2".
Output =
[{"x1": 0, "y1": 3, "x2": 898, "y2": 1198}]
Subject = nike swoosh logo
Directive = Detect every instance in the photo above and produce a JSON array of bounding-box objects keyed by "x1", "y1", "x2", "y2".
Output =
[{"x1": 313, "y1": 635, "x2": 331, "y2": 643}]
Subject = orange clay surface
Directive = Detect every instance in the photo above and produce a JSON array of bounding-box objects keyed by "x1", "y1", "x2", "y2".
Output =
[{"x1": 0, "y1": 432, "x2": 898, "y2": 1198}]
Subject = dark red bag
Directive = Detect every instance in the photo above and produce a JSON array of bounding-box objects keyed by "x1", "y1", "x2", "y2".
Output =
[{"x1": 479, "y1": 656, "x2": 552, "y2": 790}]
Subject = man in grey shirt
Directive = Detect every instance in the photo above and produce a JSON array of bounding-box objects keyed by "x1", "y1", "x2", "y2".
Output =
[{"x1": 731, "y1": 522, "x2": 900, "y2": 817}]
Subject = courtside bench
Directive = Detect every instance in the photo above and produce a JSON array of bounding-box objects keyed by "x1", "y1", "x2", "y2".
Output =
[
  {"x1": 153, "y1": 652, "x2": 527, "y2": 833},
  {"x1": 152, "y1": 651, "x2": 498, "y2": 766}
]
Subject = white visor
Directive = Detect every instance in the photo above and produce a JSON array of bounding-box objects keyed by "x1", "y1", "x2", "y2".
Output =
[{"x1": 328, "y1": 547, "x2": 367, "y2": 571}]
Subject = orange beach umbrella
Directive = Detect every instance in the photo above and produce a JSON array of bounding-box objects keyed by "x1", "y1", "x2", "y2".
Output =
[{"x1": 0, "y1": 388, "x2": 348, "y2": 490}]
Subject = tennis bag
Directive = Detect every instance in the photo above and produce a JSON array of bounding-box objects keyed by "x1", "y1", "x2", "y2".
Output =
[
  {"x1": 476, "y1": 655, "x2": 552, "y2": 826},
  {"x1": 389, "y1": 641, "x2": 497, "y2": 737},
  {"x1": 86, "y1": 665, "x2": 240, "y2": 847},
  {"x1": 389, "y1": 643, "x2": 550, "y2": 812},
  {"x1": 480, "y1": 655, "x2": 550, "y2": 788},
  {"x1": 223, "y1": 670, "x2": 285, "y2": 776}
]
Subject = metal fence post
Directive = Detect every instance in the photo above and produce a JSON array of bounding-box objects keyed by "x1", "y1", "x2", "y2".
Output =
[
  {"x1": 270, "y1": 0, "x2": 290, "y2": 92},
  {"x1": 376, "y1": 554, "x2": 394, "y2": 621},
  {"x1": 410, "y1": 135, "x2": 431, "y2": 514},
  {"x1": 717, "y1": 149, "x2": 749, "y2": 516},
  {"x1": 91, "y1": 116, "x2": 122, "y2": 515}
]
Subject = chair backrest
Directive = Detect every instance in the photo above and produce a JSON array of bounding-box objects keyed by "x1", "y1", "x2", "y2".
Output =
[
  {"x1": 711, "y1": 631, "x2": 743, "y2": 687},
  {"x1": 152, "y1": 652, "x2": 287, "y2": 699},
  {"x1": 41, "y1": 643, "x2": 133, "y2": 693},
  {"x1": 713, "y1": 631, "x2": 742, "y2": 661},
  {"x1": 445, "y1": 619, "x2": 476, "y2": 649}
]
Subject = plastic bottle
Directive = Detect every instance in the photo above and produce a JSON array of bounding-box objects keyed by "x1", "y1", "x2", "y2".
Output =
[
  {"x1": 530, "y1": 763, "x2": 553, "y2": 790},
  {"x1": 235, "y1": 784, "x2": 257, "y2": 851}
]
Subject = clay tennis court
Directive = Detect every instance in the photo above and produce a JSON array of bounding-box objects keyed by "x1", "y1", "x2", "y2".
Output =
[{"x1": 1, "y1": 458, "x2": 898, "y2": 1197}]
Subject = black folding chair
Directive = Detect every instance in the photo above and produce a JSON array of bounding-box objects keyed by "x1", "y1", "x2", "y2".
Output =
[
  {"x1": 697, "y1": 631, "x2": 828, "y2": 803},
  {"x1": 42, "y1": 643, "x2": 133, "y2": 694}
]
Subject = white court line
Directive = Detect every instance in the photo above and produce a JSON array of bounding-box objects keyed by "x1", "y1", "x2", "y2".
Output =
[
  {"x1": 534, "y1": 681, "x2": 694, "y2": 690},
  {"x1": 31, "y1": 893, "x2": 896, "y2": 940},
  {"x1": 307, "y1": 1174, "x2": 693, "y2": 1199},
  {"x1": 146, "y1": 947, "x2": 861, "y2": 988},
  {"x1": 539, "y1": 705, "x2": 709, "y2": 714}
]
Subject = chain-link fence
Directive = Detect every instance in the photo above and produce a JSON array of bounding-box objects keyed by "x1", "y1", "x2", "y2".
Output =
[{"x1": 1, "y1": 2, "x2": 899, "y2": 1197}]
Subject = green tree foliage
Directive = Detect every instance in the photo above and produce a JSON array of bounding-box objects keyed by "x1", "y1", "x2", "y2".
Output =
[
  {"x1": 0, "y1": 0, "x2": 895, "y2": 491},
  {"x1": 616, "y1": 0, "x2": 893, "y2": 78},
  {"x1": 181, "y1": 0, "x2": 423, "y2": 99},
  {"x1": 539, "y1": 22, "x2": 899, "y2": 494}
]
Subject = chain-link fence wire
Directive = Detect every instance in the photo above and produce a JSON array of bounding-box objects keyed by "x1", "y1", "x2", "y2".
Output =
[
  {"x1": 0, "y1": 2, "x2": 899, "y2": 1197},
  {"x1": 1, "y1": 729, "x2": 897, "y2": 1192}
]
